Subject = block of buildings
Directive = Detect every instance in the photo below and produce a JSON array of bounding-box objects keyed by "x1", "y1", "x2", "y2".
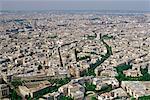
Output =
[
  {"x1": 19, "y1": 81, "x2": 52, "y2": 98},
  {"x1": 121, "y1": 81, "x2": 150, "y2": 99}
]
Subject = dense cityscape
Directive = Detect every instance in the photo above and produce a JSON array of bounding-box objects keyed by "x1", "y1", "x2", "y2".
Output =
[{"x1": 0, "y1": 11, "x2": 150, "y2": 100}]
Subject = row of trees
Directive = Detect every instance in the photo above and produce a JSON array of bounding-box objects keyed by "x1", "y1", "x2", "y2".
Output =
[
  {"x1": 138, "y1": 95, "x2": 150, "y2": 100},
  {"x1": 48, "y1": 77, "x2": 71, "y2": 86},
  {"x1": 131, "y1": 95, "x2": 150, "y2": 100},
  {"x1": 59, "y1": 95, "x2": 73, "y2": 100},
  {"x1": 33, "y1": 85, "x2": 60, "y2": 99},
  {"x1": 115, "y1": 63, "x2": 150, "y2": 81},
  {"x1": 11, "y1": 79, "x2": 23, "y2": 88},
  {"x1": 10, "y1": 89, "x2": 22, "y2": 100},
  {"x1": 101, "y1": 35, "x2": 114, "y2": 40},
  {"x1": 86, "y1": 38, "x2": 113, "y2": 76},
  {"x1": 80, "y1": 34, "x2": 113, "y2": 76}
]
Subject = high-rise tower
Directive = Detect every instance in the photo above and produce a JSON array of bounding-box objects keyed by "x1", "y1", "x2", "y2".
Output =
[{"x1": 58, "y1": 47, "x2": 63, "y2": 67}]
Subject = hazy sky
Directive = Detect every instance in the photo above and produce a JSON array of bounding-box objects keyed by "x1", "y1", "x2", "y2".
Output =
[{"x1": 0, "y1": 0, "x2": 150, "y2": 11}]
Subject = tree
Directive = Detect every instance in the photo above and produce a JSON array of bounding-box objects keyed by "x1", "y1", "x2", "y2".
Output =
[
  {"x1": 11, "y1": 80, "x2": 22, "y2": 88},
  {"x1": 10, "y1": 89, "x2": 22, "y2": 100},
  {"x1": 140, "y1": 66, "x2": 148, "y2": 75},
  {"x1": 84, "y1": 82, "x2": 96, "y2": 91},
  {"x1": 38, "y1": 65, "x2": 42, "y2": 70},
  {"x1": 91, "y1": 96, "x2": 97, "y2": 100},
  {"x1": 59, "y1": 95, "x2": 73, "y2": 100}
]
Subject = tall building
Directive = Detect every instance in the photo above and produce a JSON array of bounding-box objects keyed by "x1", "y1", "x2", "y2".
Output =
[
  {"x1": 58, "y1": 47, "x2": 63, "y2": 67},
  {"x1": 32, "y1": 19, "x2": 38, "y2": 30}
]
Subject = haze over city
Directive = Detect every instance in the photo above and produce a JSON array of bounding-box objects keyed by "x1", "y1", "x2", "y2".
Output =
[
  {"x1": 1, "y1": 0, "x2": 150, "y2": 11},
  {"x1": 0, "y1": 0, "x2": 150, "y2": 100}
]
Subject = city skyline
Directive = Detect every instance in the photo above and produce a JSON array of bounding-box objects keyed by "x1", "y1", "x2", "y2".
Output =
[{"x1": 1, "y1": 0, "x2": 150, "y2": 99}]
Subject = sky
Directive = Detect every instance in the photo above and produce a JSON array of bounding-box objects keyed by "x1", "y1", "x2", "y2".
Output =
[{"x1": 0, "y1": 0, "x2": 150, "y2": 11}]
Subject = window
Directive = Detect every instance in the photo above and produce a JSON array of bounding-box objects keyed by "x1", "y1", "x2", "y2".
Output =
[{"x1": 2, "y1": 90, "x2": 8, "y2": 96}]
